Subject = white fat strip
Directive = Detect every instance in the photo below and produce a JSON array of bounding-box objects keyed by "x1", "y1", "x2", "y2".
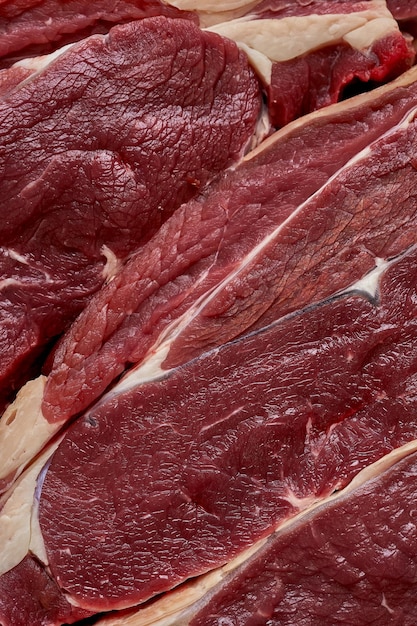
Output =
[
  {"x1": 166, "y1": 0, "x2": 257, "y2": 11},
  {"x1": 101, "y1": 245, "x2": 123, "y2": 283},
  {"x1": 95, "y1": 439, "x2": 417, "y2": 625},
  {"x1": 243, "y1": 65, "x2": 417, "y2": 164},
  {"x1": 3, "y1": 248, "x2": 29, "y2": 265},
  {"x1": 0, "y1": 246, "x2": 53, "y2": 288},
  {"x1": 329, "y1": 243, "x2": 417, "y2": 304},
  {"x1": 111, "y1": 344, "x2": 171, "y2": 397},
  {"x1": 381, "y1": 593, "x2": 395, "y2": 615},
  {"x1": 0, "y1": 278, "x2": 26, "y2": 290},
  {"x1": 345, "y1": 257, "x2": 388, "y2": 299},
  {"x1": 13, "y1": 41, "x2": 79, "y2": 74},
  {"x1": 206, "y1": 9, "x2": 396, "y2": 73},
  {"x1": 344, "y1": 16, "x2": 395, "y2": 49},
  {"x1": 109, "y1": 105, "x2": 417, "y2": 397},
  {"x1": 237, "y1": 42, "x2": 272, "y2": 84},
  {"x1": 0, "y1": 376, "x2": 60, "y2": 483},
  {"x1": 0, "y1": 437, "x2": 62, "y2": 576},
  {"x1": 244, "y1": 100, "x2": 271, "y2": 153}
]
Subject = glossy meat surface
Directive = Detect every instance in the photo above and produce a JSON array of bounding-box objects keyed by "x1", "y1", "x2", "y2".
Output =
[
  {"x1": 0, "y1": 16, "x2": 260, "y2": 409},
  {"x1": 189, "y1": 451, "x2": 417, "y2": 625},
  {"x1": 44, "y1": 70, "x2": 417, "y2": 424},
  {"x1": 34, "y1": 245, "x2": 417, "y2": 618}
]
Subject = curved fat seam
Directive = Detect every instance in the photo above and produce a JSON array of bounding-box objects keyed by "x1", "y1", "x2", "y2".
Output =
[
  {"x1": 14, "y1": 41, "x2": 79, "y2": 73},
  {"x1": 343, "y1": 16, "x2": 398, "y2": 49},
  {"x1": 244, "y1": 99, "x2": 271, "y2": 153},
  {"x1": 93, "y1": 440, "x2": 417, "y2": 625},
  {"x1": 237, "y1": 41, "x2": 272, "y2": 83},
  {"x1": 0, "y1": 472, "x2": 35, "y2": 576},
  {"x1": 166, "y1": 0, "x2": 261, "y2": 29},
  {"x1": 110, "y1": 104, "x2": 417, "y2": 397},
  {"x1": 242, "y1": 64, "x2": 417, "y2": 163},
  {"x1": 92, "y1": 537, "x2": 269, "y2": 625},
  {"x1": 0, "y1": 376, "x2": 62, "y2": 486},
  {"x1": 206, "y1": 11, "x2": 394, "y2": 64},
  {"x1": 0, "y1": 438, "x2": 61, "y2": 576},
  {"x1": 101, "y1": 244, "x2": 123, "y2": 284},
  {"x1": 3, "y1": 41, "x2": 82, "y2": 94},
  {"x1": 164, "y1": 0, "x2": 257, "y2": 11}
]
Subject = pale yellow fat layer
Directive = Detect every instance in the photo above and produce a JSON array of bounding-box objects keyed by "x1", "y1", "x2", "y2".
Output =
[
  {"x1": 207, "y1": 11, "x2": 397, "y2": 77},
  {"x1": 0, "y1": 376, "x2": 59, "y2": 485},
  {"x1": 0, "y1": 438, "x2": 62, "y2": 576}
]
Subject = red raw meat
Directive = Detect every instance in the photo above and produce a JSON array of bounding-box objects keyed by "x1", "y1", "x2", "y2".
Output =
[
  {"x1": 207, "y1": 0, "x2": 415, "y2": 126},
  {"x1": 268, "y1": 33, "x2": 414, "y2": 127},
  {"x1": 387, "y1": 0, "x2": 417, "y2": 20},
  {"x1": 4, "y1": 237, "x2": 417, "y2": 624},
  {"x1": 185, "y1": 450, "x2": 417, "y2": 624},
  {"x1": 43, "y1": 68, "x2": 417, "y2": 427},
  {"x1": 0, "y1": 0, "x2": 194, "y2": 65},
  {"x1": 0, "y1": 555, "x2": 90, "y2": 626},
  {"x1": 0, "y1": 16, "x2": 261, "y2": 411}
]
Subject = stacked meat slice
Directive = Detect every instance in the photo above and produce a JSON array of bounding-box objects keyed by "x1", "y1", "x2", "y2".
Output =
[
  {"x1": 0, "y1": 16, "x2": 261, "y2": 413},
  {"x1": 2, "y1": 1, "x2": 417, "y2": 625}
]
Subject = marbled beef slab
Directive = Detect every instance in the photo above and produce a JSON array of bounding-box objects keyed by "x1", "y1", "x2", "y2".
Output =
[
  {"x1": 98, "y1": 444, "x2": 417, "y2": 625},
  {"x1": 43, "y1": 68, "x2": 417, "y2": 425}
]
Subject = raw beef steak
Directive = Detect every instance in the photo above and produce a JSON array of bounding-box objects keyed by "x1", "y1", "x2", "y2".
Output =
[
  {"x1": 3, "y1": 67, "x2": 417, "y2": 495},
  {"x1": 43, "y1": 68, "x2": 417, "y2": 425},
  {"x1": 116, "y1": 445, "x2": 417, "y2": 625},
  {"x1": 186, "y1": 449, "x2": 417, "y2": 624},
  {"x1": 0, "y1": 0, "x2": 414, "y2": 126},
  {"x1": 0, "y1": 16, "x2": 261, "y2": 413},
  {"x1": 2, "y1": 231, "x2": 417, "y2": 624}
]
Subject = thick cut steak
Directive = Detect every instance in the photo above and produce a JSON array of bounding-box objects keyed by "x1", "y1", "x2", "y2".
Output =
[
  {"x1": 138, "y1": 447, "x2": 417, "y2": 625},
  {"x1": 3, "y1": 68, "x2": 417, "y2": 495},
  {"x1": 94, "y1": 445, "x2": 417, "y2": 625},
  {"x1": 3, "y1": 236, "x2": 417, "y2": 624},
  {"x1": 43, "y1": 69, "x2": 417, "y2": 422},
  {"x1": 0, "y1": 0, "x2": 414, "y2": 125},
  {"x1": 0, "y1": 16, "x2": 260, "y2": 412}
]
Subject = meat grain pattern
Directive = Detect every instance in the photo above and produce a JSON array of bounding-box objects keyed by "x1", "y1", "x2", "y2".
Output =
[
  {"x1": 2, "y1": 65, "x2": 416, "y2": 495},
  {"x1": 0, "y1": 16, "x2": 261, "y2": 412},
  {"x1": 2, "y1": 2, "x2": 417, "y2": 625}
]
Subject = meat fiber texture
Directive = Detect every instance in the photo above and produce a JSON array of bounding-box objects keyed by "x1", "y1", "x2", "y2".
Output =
[
  {"x1": 387, "y1": 0, "x2": 417, "y2": 20},
  {"x1": 0, "y1": 16, "x2": 261, "y2": 413},
  {"x1": 3, "y1": 63, "x2": 417, "y2": 624},
  {"x1": 2, "y1": 4, "x2": 417, "y2": 626},
  {"x1": 3, "y1": 176, "x2": 417, "y2": 622},
  {"x1": 1, "y1": 65, "x2": 416, "y2": 495},
  {"x1": 0, "y1": 0, "x2": 415, "y2": 128},
  {"x1": 0, "y1": 0, "x2": 196, "y2": 66},
  {"x1": 97, "y1": 446, "x2": 417, "y2": 625}
]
